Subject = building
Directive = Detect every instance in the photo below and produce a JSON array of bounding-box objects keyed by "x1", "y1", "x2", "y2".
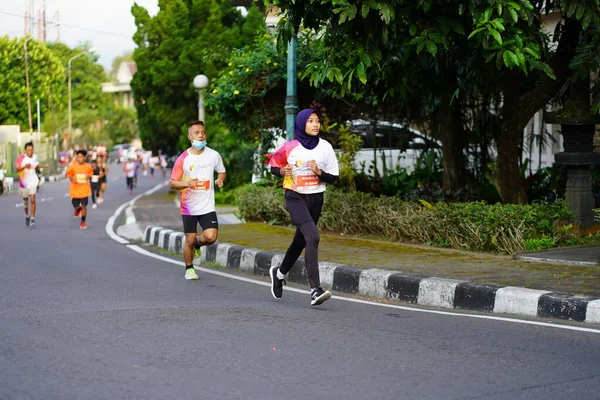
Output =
[{"x1": 101, "y1": 61, "x2": 136, "y2": 109}]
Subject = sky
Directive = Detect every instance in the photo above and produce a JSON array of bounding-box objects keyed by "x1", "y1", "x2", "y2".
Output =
[{"x1": 0, "y1": 0, "x2": 159, "y2": 71}]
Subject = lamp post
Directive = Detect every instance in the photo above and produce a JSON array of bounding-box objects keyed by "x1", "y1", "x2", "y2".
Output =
[
  {"x1": 193, "y1": 74, "x2": 209, "y2": 122},
  {"x1": 284, "y1": 35, "x2": 298, "y2": 141},
  {"x1": 67, "y1": 48, "x2": 95, "y2": 144},
  {"x1": 24, "y1": 36, "x2": 33, "y2": 134}
]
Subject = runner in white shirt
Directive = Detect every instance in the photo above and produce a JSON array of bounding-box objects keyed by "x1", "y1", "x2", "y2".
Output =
[
  {"x1": 268, "y1": 109, "x2": 339, "y2": 306},
  {"x1": 14, "y1": 142, "x2": 49, "y2": 227},
  {"x1": 170, "y1": 120, "x2": 226, "y2": 280}
]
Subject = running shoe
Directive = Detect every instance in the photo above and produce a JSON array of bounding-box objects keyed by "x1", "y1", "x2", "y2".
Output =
[
  {"x1": 80, "y1": 221, "x2": 88, "y2": 229},
  {"x1": 97, "y1": 198, "x2": 104, "y2": 204},
  {"x1": 30, "y1": 218, "x2": 35, "y2": 226},
  {"x1": 269, "y1": 266, "x2": 286, "y2": 299},
  {"x1": 74, "y1": 208, "x2": 81, "y2": 218},
  {"x1": 310, "y1": 287, "x2": 332, "y2": 306},
  {"x1": 92, "y1": 203, "x2": 97, "y2": 209},
  {"x1": 185, "y1": 268, "x2": 198, "y2": 280},
  {"x1": 25, "y1": 216, "x2": 30, "y2": 227}
]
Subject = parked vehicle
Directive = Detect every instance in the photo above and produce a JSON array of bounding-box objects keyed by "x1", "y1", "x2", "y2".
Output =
[{"x1": 108, "y1": 144, "x2": 131, "y2": 163}]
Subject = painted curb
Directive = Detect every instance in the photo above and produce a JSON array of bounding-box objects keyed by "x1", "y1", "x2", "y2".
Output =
[{"x1": 143, "y1": 225, "x2": 600, "y2": 324}]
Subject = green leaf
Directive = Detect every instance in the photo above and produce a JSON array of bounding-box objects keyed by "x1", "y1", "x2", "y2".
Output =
[
  {"x1": 347, "y1": 69, "x2": 354, "y2": 91},
  {"x1": 488, "y1": 26, "x2": 503, "y2": 44},
  {"x1": 335, "y1": 68, "x2": 344, "y2": 85},
  {"x1": 468, "y1": 27, "x2": 485, "y2": 39},
  {"x1": 425, "y1": 40, "x2": 437, "y2": 56},
  {"x1": 497, "y1": 4, "x2": 503, "y2": 15},
  {"x1": 450, "y1": 20, "x2": 465, "y2": 35},
  {"x1": 359, "y1": 52, "x2": 372, "y2": 67},
  {"x1": 509, "y1": 8, "x2": 518, "y2": 23},
  {"x1": 566, "y1": 2, "x2": 577, "y2": 17},
  {"x1": 582, "y1": 10, "x2": 592, "y2": 30},
  {"x1": 506, "y1": 2, "x2": 521, "y2": 11},
  {"x1": 523, "y1": 1, "x2": 534, "y2": 11},
  {"x1": 522, "y1": 47, "x2": 540, "y2": 59},
  {"x1": 491, "y1": 19, "x2": 505, "y2": 31},
  {"x1": 575, "y1": 5, "x2": 585, "y2": 21},
  {"x1": 483, "y1": 7, "x2": 493, "y2": 22},
  {"x1": 409, "y1": 24, "x2": 418, "y2": 36},
  {"x1": 361, "y1": 4, "x2": 370, "y2": 18},
  {"x1": 416, "y1": 39, "x2": 426, "y2": 54},
  {"x1": 503, "y1": 49, "x2": 519, "y2": 67},
  {"x1": 356, "y1": 62, "x2": 367, "y2": 84},
  {"x1": 423, "y1": 0, "x2": 432, "y2": 12},
  {"x1": 429, "y1": 32, "x2": 444, "y2": 44}
]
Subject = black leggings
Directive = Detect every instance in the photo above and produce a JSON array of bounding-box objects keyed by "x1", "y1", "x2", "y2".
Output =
[
  {"x1": 279, "y1": 190, "x2": 324, "y2": 289},
  {"x1": 91, "y1": 182, "x2": 100, "y2": 203}
]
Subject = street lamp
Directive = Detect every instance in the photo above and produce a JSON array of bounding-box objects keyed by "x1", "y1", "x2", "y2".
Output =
[
  {"x1": 68, "y1": 48, "x2": 96, "y2": 142},
  {"x1": 193, "y1": 74, "x2": 209, "y2": 122},
  {"x1": 24, "y1": 36, "x2": 34, "y2": 134}
]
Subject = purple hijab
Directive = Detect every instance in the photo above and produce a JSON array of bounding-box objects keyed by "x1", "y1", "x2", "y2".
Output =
[{"x1": 295, "y1": 108, "x2": 320, "y2": 150}]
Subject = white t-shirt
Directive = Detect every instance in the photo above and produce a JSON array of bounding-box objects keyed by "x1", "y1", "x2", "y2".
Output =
[
  {"x1": 16, "y1": 154, "x2": 39, "y2": 189},
  {"x1": 124, "y1": 161, "x2": 136, "y2": 178},
  {"x1": 171, "y1": 148, "x2": 226, "y2": 216},
  {"x1": 270, "y1": 139, "x2": 339, "y2": 194}
]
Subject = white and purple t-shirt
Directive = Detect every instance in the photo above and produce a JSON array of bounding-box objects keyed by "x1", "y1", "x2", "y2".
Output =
[
  {"x1": 171, "y1": 148, "x2": 226, "y2": 216},
  {"x1": 269, "y1": 138, "x2": 339, "y2": 194},
  {"x1": 15, "y1": 154, "x2": 39, "y2": 189}
]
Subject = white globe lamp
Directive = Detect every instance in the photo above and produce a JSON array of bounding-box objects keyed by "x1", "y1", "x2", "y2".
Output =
[{"x1": 193, "y1": 74, "x2": 209, "y2": 122}]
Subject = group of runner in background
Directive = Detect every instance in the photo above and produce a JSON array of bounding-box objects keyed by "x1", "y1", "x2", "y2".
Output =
[{"x1": 15, "y1": 141, "x2": 169, "y2": 229}]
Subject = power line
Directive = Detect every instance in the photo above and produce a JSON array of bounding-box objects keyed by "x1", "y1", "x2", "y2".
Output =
[{"x1": 0, "y1": 10, "x2": 130, "y2": 38}]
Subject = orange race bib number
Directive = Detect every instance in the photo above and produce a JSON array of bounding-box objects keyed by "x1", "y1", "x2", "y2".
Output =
[
  {"x1": 296, "y1": 174, "x2": 321, "y2": 188},
  {"x1": 191, "y1": 180, "x2": 210, "y2": 191}
]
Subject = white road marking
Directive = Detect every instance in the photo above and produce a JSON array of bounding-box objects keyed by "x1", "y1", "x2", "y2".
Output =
[{"x1": 107, "y1": 185, "x2": 600, "y2": 335}]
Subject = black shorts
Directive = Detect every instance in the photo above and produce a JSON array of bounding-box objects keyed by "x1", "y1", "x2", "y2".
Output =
[
  {"x1": 72, "y1": 197, "x2": 88, "y2": 208},
  {"x1": 182, "y1": 212, "x2": 218, "y2": 234}
]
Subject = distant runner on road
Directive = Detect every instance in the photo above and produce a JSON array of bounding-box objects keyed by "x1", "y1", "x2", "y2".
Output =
[
  {"x1": 169, "y1": 120, "x2": 226, "y2": 281},
  {"x1": 15, "y1": 142, "x2": 49, "y2": 227},
  {"x1": 66, "y1": 149, "x2": 93, "y2": 230},
  {"x1": 268, "y1": 109, "x2": 339, "y2": 306}
]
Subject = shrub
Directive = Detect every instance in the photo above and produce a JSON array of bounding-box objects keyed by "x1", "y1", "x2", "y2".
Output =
[{"x1": 237, "y1": 184, "x2": 599, "y2": 254}]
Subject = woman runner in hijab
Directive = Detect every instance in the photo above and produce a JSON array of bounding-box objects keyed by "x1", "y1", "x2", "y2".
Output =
[{"x1": 268, "y1": 108, "x2": 339, "y2": 306}]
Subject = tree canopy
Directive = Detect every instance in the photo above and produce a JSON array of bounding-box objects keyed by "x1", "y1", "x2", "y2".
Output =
[
  {"x1": 131, "y1": 0, "x2": 265, "y2": 153},
  {"x1": 264, "y1": 0, "x2": 600, "y2": 203}
]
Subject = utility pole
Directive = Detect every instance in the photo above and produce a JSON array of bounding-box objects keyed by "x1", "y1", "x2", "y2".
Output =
[{"x1": 24, "y1": 36, "x2": 34, "y2": 134}]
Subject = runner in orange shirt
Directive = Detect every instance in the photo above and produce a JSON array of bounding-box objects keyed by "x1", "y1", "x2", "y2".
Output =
[{"x1": 66, "y1": 150, "x2": 94, "y2": 229}]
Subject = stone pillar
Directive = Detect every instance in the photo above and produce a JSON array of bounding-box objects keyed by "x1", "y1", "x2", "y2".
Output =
[{"x1": 546, "y1": 78, "x2": 600, "y2": 230}]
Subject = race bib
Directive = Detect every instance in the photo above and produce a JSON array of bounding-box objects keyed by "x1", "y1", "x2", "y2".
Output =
[
  {"x1": 75, "y1": 173, "x2": 88, "y2": 183},
  {"x1": 296, "y1": 173, "x2": 321, "y2": 188},
  {"x1": 191, "y1": 180, "x2": 210, "y2": 191},
  {"x1": 91, "y1": 175, "x2": 99, "y2": 183}
]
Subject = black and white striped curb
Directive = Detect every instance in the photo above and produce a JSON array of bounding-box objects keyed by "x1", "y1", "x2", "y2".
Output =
[{"x1": 144, "y1": 225, "x2": 600, "y2": 324}]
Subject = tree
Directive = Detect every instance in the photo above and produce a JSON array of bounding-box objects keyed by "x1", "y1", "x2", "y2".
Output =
[
  {"x1": 46, "y1": 42, "x2": 110, "y2": 145},
  {"x1": 0, "y1": 36, "x2": 64, "y2": 131},
  {"x1": 131, "y1": 0, "x2": 263, "y2": 153},
  {"x1": 266, "y1": 0, "x2": 600, "y2": 203}
]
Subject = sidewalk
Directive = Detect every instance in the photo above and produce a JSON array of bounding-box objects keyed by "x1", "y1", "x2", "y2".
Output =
[{"x1": 129, "y1": 185, "x2": 600, "y2": 324}]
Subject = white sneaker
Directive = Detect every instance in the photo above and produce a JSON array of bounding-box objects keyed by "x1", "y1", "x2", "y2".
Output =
[
  {"x1": 185, "y1": 268, "x2": 198, "y2": 280},
  {"x1": 97, "y1": 198, "x2": 104, "y2": 204},
  {"x1": 92, "y1": 203, "x2": 97, "y2": 209}
]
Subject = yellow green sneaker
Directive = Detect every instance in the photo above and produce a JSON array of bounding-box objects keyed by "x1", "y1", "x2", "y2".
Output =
[{"x1": 185, "y1": 268, "x2": 198, "y2": 280}]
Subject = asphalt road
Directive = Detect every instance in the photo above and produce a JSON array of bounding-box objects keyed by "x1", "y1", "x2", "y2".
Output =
[{"x1": 1, "y1": 172, "x2": 600, "y2": 400}]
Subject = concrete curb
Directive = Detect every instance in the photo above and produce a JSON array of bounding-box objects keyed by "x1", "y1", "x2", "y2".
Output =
[{"x1": 143, "y1": 225, "x2": 600, "y2": 324}]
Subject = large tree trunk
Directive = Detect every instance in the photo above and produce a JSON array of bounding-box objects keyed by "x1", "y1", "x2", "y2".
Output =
[
  {"x1": 496, "y1": 18, "x2": 581, "y2": 204},
  {"x1": 439, "y1": 86, "x2": 466, "y2": 193},
  {"x1": 498, "y1": 72, "x2": 528, "y2": 203}
]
